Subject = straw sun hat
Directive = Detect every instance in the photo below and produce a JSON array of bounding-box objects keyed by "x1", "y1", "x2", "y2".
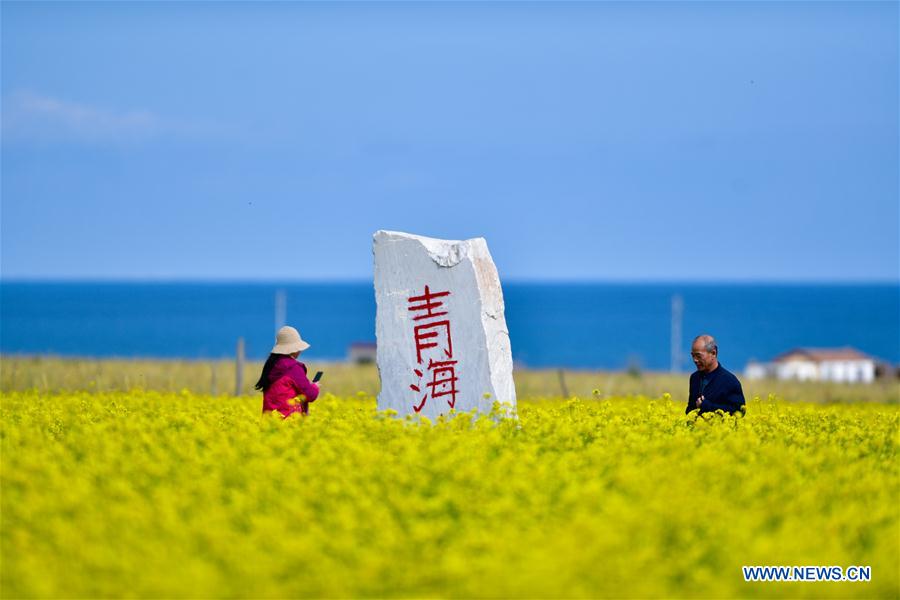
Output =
[{"x1": 271, "y1": 326, "x2": 310, "y2": 354}]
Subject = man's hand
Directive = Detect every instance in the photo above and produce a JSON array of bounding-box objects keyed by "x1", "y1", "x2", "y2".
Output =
[{"x1": 696, "y1": 395, "x2": 704, "y2": 408}]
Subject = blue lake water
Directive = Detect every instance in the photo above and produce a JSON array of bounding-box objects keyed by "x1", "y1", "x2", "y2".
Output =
[{"x1": 1, "y1": 282, "x2": 897, "y2": 371}]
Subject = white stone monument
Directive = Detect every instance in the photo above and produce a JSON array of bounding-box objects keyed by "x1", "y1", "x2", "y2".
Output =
[{"x1": 373, "y1": 230, "x2": 516, "y2": 419}]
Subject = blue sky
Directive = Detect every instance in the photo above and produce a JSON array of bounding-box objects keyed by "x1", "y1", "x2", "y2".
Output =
[{"x1": 2, "y1": 1, "x2": 897, "y2": 282}]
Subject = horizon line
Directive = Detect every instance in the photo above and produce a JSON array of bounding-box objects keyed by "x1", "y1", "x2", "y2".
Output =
[{"x1": 2, "y1": 276, "x2": 898, "y2": 286}]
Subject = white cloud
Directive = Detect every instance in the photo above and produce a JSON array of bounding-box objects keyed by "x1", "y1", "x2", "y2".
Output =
[{"x1": 2, "y1": 90, "x2": 166, "y2": 143}]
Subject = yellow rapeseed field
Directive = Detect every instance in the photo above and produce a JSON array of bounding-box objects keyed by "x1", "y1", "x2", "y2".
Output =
[{"x1": 1, "y1": 390, "x2": 898, "y2": 598}]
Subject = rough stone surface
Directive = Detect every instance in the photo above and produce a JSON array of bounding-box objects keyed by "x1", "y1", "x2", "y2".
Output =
[{"x1": 373, "y1": 230, "x2": 516, "y2": 418}]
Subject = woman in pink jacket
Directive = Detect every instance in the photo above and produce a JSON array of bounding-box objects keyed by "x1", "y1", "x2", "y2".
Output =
[{"x1": 255, "y1": 326, "x2": 320, "y2": 417}]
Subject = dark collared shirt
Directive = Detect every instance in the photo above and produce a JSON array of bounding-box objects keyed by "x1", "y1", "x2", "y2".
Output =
[{"x1": 685, "y1": 364, "x2": 746, "y2": 415}]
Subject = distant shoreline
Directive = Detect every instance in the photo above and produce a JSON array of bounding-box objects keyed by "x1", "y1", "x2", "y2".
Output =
[
  {"x1": 2, "y1": 279, "x2": 899, "y2": 286},
  {"x1": 0, "y1": 352, "x2": 689, "y2": 374},
  {"x1": 3, "y1": 282, "x2": 898, "y2": 368}
]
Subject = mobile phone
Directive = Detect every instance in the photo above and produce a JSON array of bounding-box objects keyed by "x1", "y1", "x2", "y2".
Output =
[{"x1": 312, "y1": 371, "x2": 323, "y2": 383}]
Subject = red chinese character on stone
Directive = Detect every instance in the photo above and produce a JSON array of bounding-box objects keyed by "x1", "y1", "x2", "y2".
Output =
[
  {"x1": 407, "y1": 285, "x2": 450, "y2": 321},
  {"x1": 425, "y1": 358, "x2": 459, "y2": 409},
  {"x1": 412, "y1": 320, "x2": 452, "y2": 364},
  {"x1": 409, "y1": 359, "x2": 458, "y2": 412},
  {"x1": 407, "y1": 285, "x2": 458, "y2": 413}
]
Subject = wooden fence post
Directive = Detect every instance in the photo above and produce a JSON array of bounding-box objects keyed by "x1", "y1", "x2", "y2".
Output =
[
  {"x1": 235, "y1": 338, "x2": 245, "y2": 396},
  {"x1": 557, "y1": 368, "x2": 569, "y2": 398}
]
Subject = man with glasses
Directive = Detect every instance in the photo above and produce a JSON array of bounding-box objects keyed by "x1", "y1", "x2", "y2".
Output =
[{"x1": 686, "y1": 334, "x2": 746, "y2": 415}]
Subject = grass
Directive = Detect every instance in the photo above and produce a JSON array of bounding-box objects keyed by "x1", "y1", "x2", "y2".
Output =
[
  {"x1": 1, "y1": 355, "x2": 897, "y2": 404},
  {"x1": 1, "y1": 356, "x2": 897, "y2": 598}
]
